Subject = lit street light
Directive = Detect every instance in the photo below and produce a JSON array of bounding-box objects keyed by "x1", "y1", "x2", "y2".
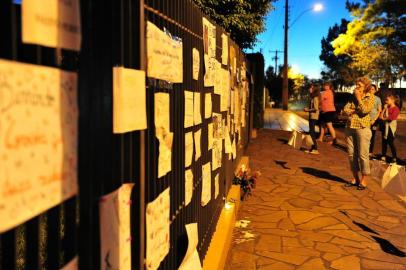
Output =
[{"x1": 282, "y1": 2, "x2": 323, "y2": 110}]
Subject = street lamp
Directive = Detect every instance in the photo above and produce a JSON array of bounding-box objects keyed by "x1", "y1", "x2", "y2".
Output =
[{"x1": 282, "y1": 2, "x2": 323, "y2": 110}]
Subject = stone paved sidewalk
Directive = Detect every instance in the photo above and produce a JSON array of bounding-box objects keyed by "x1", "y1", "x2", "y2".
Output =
[{"x1": 226, "y1": 129, "x2": 406, "y2": 270}]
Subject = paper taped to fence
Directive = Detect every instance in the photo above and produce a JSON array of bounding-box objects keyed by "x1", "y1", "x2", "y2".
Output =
[
  {"x1": 155, "y1": 93, "x2": 173, "y2": 178},
  {"x1": 201, "y1": 162, "x2": 211, "y2": 206},
  {"x1": 100, "y1": 184, "x2": 134, "y2": 270},
  {"x1": 184, "y1": 91, "x2": 194, "y2": 128},
  {"x1": 212, "y1": 139, "x2": 222, "y2": 171},
  {"x1": 178, "y1": 223, "x2": 202, "y2": 270},
  {"x1": 208, "y1": 123, "x2": 214, "y2": 150},
  {"x1": 194, "y1": 129, "x2": 202, "y2": 161},
  {"x1": 194, "y1": 92, "x2": 202, "y2": 125},
  {"x1": 221, "y1": 34, "x2": 229, "y2": 65},
  {"x1": 192, "y1": 48, "x2": 200, "y2": 81},
  {"x1": 146, "y1": 187, "x2": 170, "y2": 270},
  {"x1": 146, "y1": 21, "x2": 183, "y2": 83},
  {"x1": 205, "y1": 93, "x2": 212, "y2": 119},
  {"x1": 22, "y1": 0, "x2": 81, "y2": 50},
  {"x1": 113, "y1": 67, "x2": 146, "y2": 133},
  {"x1": 203, "y1": 17, "x2": 216, "y2": 87},
  {"x1": 0, "y1": 59, "x2": 78, "y2": 233},
  {"x1": 185, "y1": 169, "x2": 194, "y2": 206},
  {"x1": 185, "y1": 132, "x2": 194, "y2": 168}
]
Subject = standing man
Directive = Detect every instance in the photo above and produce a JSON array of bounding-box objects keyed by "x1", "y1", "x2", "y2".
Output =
[{"x1": 369, "y1": 84, "x2": 382, "y2": 157}]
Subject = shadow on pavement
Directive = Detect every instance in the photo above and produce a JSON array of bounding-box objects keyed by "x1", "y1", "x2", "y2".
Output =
[
  {"x1": 341, "y1": 210, "x2": 406, "y2": 257},
  {"x1": 300, "y1": 167, "x2": 347, "y2": 184},
  {"x1": 275, "y1": 160, "x2": 290, "y2": 170},
  {"x1": 277, "y1": 138, "x2": 289, "y2": 144}
]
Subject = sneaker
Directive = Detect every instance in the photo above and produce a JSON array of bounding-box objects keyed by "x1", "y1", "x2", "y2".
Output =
[{"x1": 305, "y1": 149, "x2": 319, "y2": 155}]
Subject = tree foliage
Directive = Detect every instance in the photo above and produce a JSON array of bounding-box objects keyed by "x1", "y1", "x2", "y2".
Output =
[
  {"x1": 193, "y1": 0, "x2": 275, "y2": 49},
  {"x1": 331, "y1": 0, "x2": 406, "y2": 84},
  {"x1": 319, "y1": 19, "x2": 359, "y2": 89}
]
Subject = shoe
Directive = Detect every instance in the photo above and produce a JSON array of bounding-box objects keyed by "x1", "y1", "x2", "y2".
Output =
[
  {"x1": 357, "y1": 184, "x2": 367, "y2": 190},
  {"x1": 305, "y1": 149, "x2": 319, "y2": 155},
  {"x1": 381, "y1": 156, "x2": 386, "y2": 162},
  {"x1": 344, "y1": 181, "x2": 357, "y2": 187}
]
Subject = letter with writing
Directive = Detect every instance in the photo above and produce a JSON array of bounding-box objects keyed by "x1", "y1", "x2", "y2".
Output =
[
  {"x1": 221, "y1": 34, "x2": 229, "y2": 65},
  {"x1": 146, "y1": 22, "x2": 183, "y2": 83},
  {"x1": 201, "y1": 162, "x2": 211, "y2": 206},
  {"x1": 113, "y1": 67, "x2": 147, "y2": 133},
  {"x1": 194, "y1": 129, "x2": 201, "y2": 162},
  {"x1": 192, "y1": 48, "x2": 200, "y2": 81},
  {"x1": 205, "y1": 93, "x2": 212, "y2": 119},
  {"x1": 194, "y1": 92, "x2": 202, "y2": 125},
  {"x1": 0, "y1": 59, "x2": 78, "y2": 233},
  {"x1": 185, "y1": 132, "x2": 193, "y2": 168},
  {"x1": 185, "y1": 169, "x2": 193, "y2": 207},
  {"x1": 155, "y1": 93, "x2": 172, "y2": 178},
  {"x1": 22, "y1": 0, "x2": 81, "y2": 51},
  {"x1": 184, "y1": 91, "x2": 194, "y2": 128},
  {"x1": 146, "y1": 188, "x2": 170, "y2": 270},
  {"x1": 100, "y1": 184, "x2": 134, "y2": 270}
]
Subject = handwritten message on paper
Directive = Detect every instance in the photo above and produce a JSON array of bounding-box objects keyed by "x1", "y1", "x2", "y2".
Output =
[
  {"x1": 203, "y1": 17, "x2": 216, "y2": 87},
  {"x1": 220, "y1": 68, "x2": 230, "y2": 112},
  {"x1": 146, "y1": 188, "x2": 170, "y2": 270},
  {"x1": 184, "y1": 91, "x2": 194, "y2": 128},
  {"x1": 194, "y1": 92, "x2": 202, "y2": 125},
  {"x1": 194, "y1": 129, "x2": 201, "y2": 162},
  {"x1": 193, "y1": 48, "x2": 200, "y2": 81},
  {"x1": 0, "y1": 59, "x2": 78, "y2": 233},
  {"x1": 178, "y1": 223, "x2": 202, "y2": 270},
  {"x1": 155, "y1": 93, "x2": 172, "y2": 178},
  {"x1": 113, "y1": 67, "x2": 147, "y2": 133},
  {"x1": 205, "y1": 93, "x2": 212, "y2": 119},
  {"x1": 221, "y1": 34, "x2": 229, "y2": 65},
  {"x1": 208, "y1": 123, "x2": 213, "y2": 151},
  {"x1": 22, "y1": 0, "x2": 81, "y2": 51},
  {"x1": 147, "y1": 21, "x2": 183, "y2": 83},
  {"x1": 100, "y1": 184, "x2": 134, "y2": 270},
  {"x1": 212, "y1": 139, "x2": 223, "y2": 171},
  {"x1": 185, "y1": 132, "x2": 193, "y2": 168},
  {"x1": 185, "y1": 169, "x2": 193, "y2": 207},
  {"x1": 214, "y1": 60, "x2": 222, "y2": 95},
  {"x1": 201, "y1": 162, "x2": 211, "y2": 206}
]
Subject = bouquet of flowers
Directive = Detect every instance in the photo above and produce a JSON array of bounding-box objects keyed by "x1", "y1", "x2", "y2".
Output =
[{"x1": 232, "y1": 165, "x2": 261, "y2": 201}]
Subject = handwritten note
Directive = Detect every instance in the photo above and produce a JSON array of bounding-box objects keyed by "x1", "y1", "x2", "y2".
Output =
[
  {"x1": 205, "y1": 93, "x2": 212, "y2": 119},
  {"x1": 184, "y1": 91, "x2": 194, "y2": 128},
  {"x1": 214, "y1": 60, "x2": 222, "y2": 95},
  {"x1": 155, "y1": 93, "x2": 172, "y2": 178},
  {"x1": 221, "y1": 34, "x2": 229, "y2": 65},
  {"x1": 221, "y1": 69, "x2": 230, "y2": 112},
  {"x1": 178, "y1": 223, "x2": 202, "y2": 270},
  {"x1": 212, "y1": 139, "x2": 223, "y2": 171},
  {"x1": 193, "y1": 48, "x2": 200, "y2": 81},
  {"x1": 113, "y1": 67, "x2": 147, "y2": 133},
  {"x1": 203, "y1": 17, "x2": 216, "y2": 87},
  {"x1": 194, "y1": 92, "x2": 202, "y2": 125},
  {"x1": 0, "y1": 59, "x2": 78, "y2": 233},
  {"x1": 185, "y1": 169, "x2": 193, "y2": 207},
  {"x1": 232, "y1": 138, "x2": 237, "y2": 160},
  {"x1": 208, "y1": 123, "x2": 213, "y2": 151},
  {"x1": 225, "y1": 127, "x2": 232, "y2": 154},
  {"x1": 185, "y1": 132, "x2": 193, "y2": 168},
  {"x1": 22, "y1": 0, "x2": 81, "y2": 50},
  {"x1": 100, "y1": 184, "x2": 134, "y2": 270},
  {"x1": 194, "y1": 129, "x2": 201, "y2": 161},
  {"x1": 201, "y1": 162, "x2": 211, "y2": 206},
  {"x1": 146, "y1": 188, "x2": 170, "y2": 270},
  {"x1": 147, "y1": 21, "x2": 183, "y2": 83}
]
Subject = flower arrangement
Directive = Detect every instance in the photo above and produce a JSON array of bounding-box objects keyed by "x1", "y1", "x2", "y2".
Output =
[{"x1": 232, "y1": 165, "x2": 261, "y2": 201}]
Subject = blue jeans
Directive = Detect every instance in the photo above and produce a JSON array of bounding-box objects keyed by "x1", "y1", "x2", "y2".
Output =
[{"x1": 346, "y1": 128, "x2": 372, "y2": 175}]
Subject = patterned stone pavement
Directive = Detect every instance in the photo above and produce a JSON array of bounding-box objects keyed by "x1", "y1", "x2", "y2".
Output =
[{"x1": 225, "y1": 129, "x2": 406, "y2": 270}]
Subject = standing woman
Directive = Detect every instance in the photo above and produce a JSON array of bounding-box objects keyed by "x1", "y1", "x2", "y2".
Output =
[
  {"x1": 304, "y1": 84, "x2": 320, "y2": 154},
  {"x1": 318, "y1": 82, "x2": 338, "y2": 145},
  {"x1": 369, "y1": 84, "x2": 382, "y2": 157},
  {"x1": 380, "y1": 94, "x2": 400, "y2": 163},
  {"x1": 343, "y1": 77, "x2": 375, "y2": 190}
]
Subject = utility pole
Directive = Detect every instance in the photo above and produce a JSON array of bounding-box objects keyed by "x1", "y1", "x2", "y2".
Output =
[
  {"x1": 282, "y1": 0, "x2": 289, "y2": 110},
  {"x1": 270, "y1": 50, "x2": 282, "y2": 75}
]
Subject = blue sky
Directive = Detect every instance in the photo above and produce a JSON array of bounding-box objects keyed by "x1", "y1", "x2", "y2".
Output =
[{"x1": 248, "y1": 0, "x2": 352, "y2": 79}]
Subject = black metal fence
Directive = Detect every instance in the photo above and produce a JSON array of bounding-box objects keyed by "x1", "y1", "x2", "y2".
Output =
[{"x1": 0, "y1": 0, "x2": 254, "y2": 269}]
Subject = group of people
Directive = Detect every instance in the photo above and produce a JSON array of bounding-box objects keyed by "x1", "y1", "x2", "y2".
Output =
[{"x1": 305, "y1": 77, "x2": 400, "y2": 190}]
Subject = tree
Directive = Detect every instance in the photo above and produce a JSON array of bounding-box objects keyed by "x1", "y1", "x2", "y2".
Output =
[
  {"x1": 332, "y1": 0, "x2": 406, "y2": 85},
  {"x1": 319, "y1": 19, "x2": 358, "y2": 89},
  {"x1": 193, "y1": 0, "x2": 275, "y2": 49}
]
